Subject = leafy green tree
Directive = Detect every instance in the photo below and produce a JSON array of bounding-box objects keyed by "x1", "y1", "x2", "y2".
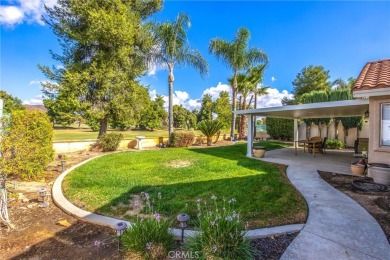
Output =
[
  {"x1": 198, "y1": 94, "x2": 214, "y2": 122},
  {"x1": 43, "y1": 92, "x2": 77, "y2": 127},
  {"x1": 0, "y1": 90, "x2": 24, "y2": 114},
  {"x1": 209, "y1": 27, "x2": 268, "y2": 138},
  {"x1": 139, "y1": 95, "x2": 167, "y2": 130},
  {"x1": 173, "y1": 105, "x2": 189, "y2": 129},
  {"x1": 292, "y1": 65, "x2": 331, "y2": 101},
  {"x1": 40, "y1": 0, "x2": 161, "y2": 137},
  {"x1": 197, "y1": 120, "x2": 224, "y2": 146},
  {"x1": 149, "y1": 13, "x2": 208, "y2": 140},
  {"x1": 214, "y1": 91, "x2": 231, "y2": 129}
]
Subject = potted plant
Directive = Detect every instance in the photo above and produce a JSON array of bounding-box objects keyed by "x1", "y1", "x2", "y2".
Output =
[{"x1": 351, "y1": 158, "x2": 366, "y2": 176}]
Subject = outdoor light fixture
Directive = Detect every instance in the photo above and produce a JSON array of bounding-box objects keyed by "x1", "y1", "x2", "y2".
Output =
[
  {"x1": 38, "y1": 188, "x2": 48, "y2": 208},
  {"x1": 114, "y1": 221, "x2": 127, "y2": 251},
  {"x1": 61, "y1": 160, "x2": 66, "y2": 172},
  {"x1": 177, "y1": 213, "x2": 190, "y2": 242},
  {"x1": 364, "y1": 110, "x2": 369, "y2": 119}
]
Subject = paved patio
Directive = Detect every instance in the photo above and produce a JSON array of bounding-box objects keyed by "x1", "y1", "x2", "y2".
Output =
[{"x1": 259, "y1": 147, "x2": 390, "y2": 260}]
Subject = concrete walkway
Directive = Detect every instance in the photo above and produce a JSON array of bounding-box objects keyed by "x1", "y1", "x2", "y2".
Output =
[{"x1": 260, "y1": 147, "x2": 390, "y2": 260}]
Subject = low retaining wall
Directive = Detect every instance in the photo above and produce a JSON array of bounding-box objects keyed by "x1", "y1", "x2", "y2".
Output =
[{"x1": 53, "y1": 135, "x2": 226, "y2": 154}]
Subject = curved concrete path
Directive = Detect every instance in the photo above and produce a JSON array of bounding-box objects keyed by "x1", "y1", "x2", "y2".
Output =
[{"x1": 259, "y1": 147, "x2": 390, "y2": 260}]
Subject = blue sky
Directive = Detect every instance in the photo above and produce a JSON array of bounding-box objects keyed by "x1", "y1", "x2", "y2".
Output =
[{"x1": 1, "y1": 1, "x2": 390, "y2": 110}]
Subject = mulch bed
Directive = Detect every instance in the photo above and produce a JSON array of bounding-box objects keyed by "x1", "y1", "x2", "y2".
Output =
[
  {"x1": 318, "y1": 171, "x2": 390, "y2": 243},
  {"x1": 1, "y1": 147, "x2": 297, "y2": 259}
]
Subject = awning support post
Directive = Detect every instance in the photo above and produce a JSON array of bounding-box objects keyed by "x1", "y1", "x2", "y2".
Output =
[
  {"x1": 247, "y1": 114, "x2": 253, "y2": 157},
  {"x1": 294, "y1": 118, "x2": 298, "y2": 148}
]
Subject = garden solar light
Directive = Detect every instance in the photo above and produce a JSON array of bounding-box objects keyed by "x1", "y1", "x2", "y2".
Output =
[
  {"x1": 38, "y1": 188, "x2": 48, "y2": 208},
  {"x1": 61, "y1": 160, "x2": 66, "y2": 172},
  {"x1": 114, "y1": 221, "x2": 127, "y2": 251},
  {"x1": 177, "y1": 213, "x2": 190, "y2": 242}
]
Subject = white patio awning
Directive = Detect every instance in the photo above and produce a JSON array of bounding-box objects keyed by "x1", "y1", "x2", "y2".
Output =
[{"x1": 234, "y1": 99, "x2": 369, "y2": 119}]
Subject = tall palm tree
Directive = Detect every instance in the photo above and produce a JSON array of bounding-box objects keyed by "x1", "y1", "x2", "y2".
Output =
[
  {"x1": 149, "y1": 13, "x2": 208, "y2": 140},
  {"x1": 229, "y1": 65, "x2": 269, "y2": 138},
  {"x1": 209, "y1": 28, "x2": 268, "y2": 139}
]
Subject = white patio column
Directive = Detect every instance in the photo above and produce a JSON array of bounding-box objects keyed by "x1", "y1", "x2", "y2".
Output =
[
  {"x1": 294, "y1": 118, "x2": 298, "y2": 148},
  {"x1": 247, "y1": 114, "x2": 253, "y2": 157}
]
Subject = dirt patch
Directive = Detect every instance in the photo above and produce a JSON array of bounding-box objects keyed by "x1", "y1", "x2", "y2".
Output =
[
  {"x1": 165, "y1": 159, "x2": 193, "y2": 168},
  {"x1": 318, "y1": 171, "x2": 390, "y2": 243}
]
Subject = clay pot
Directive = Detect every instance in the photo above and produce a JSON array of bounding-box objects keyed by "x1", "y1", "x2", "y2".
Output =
[{"x1": 351, "y1": 163, "x2": 365, "y2": 176}]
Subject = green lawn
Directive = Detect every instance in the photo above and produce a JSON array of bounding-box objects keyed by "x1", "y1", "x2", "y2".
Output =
[{"x1": 63, "y1": 141, "x2": 306, "y2": 228}]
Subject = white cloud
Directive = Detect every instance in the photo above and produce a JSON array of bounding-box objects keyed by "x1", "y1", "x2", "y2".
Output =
[
  {"x1": 23, "y1": 94, "x2": 44, "y2": 105},
  {"x1": 202, "y1": 82, "x2": 231, "y2": 100},
  {"x1": 0, "y1": 0, "x2": 57, "y2": 27},
  {"x1": 256, "y1": 88, "x2": 293, "y2": 108},
  {"x1": 271, "y1": 76, "x2": 277, "y2": 82},
  {"x1": 0, "y1": 6, "x2": 24, "y2": 26}
]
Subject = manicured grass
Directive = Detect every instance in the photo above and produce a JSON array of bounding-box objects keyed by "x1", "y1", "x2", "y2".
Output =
[{"x1": 63, "y1": 141, "x2": 306, "y2": 228}]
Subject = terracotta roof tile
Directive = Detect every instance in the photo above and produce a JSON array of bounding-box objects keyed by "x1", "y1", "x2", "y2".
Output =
[
  {"x1": 24, "y1": 104, "x2": 48, "y2": 112},
  {"x1": 353, "y1": 59, "x2": 390, "y2": 91}
]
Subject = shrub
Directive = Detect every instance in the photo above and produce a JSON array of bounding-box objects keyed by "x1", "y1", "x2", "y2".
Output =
[
  {"x1": 325, "y1": 139, "x2": 345, "y2": 149},
  {"x1": 92, "y1": 132, "x2": 123, "y2": 152},
  {"x1": 197, "y1": 120, "x2": 224, "y2": 146},
  {"x1": 185, "y1": 196, "x2": 253, "y2": 259},
  {"x1": 0, "y1": 110, "x2": 54, "y2": 180},
  {"x1": 121, "y1": 192, "x2": 174, "y2": 259},
  {"x1": 170, "y1": 132, "x2": 195, "y2": 147},
  {"x1": 266, "y1": 117, "x2": 294, "y2": 140}
]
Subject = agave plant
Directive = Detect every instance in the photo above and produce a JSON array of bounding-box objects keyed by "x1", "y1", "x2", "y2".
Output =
[{"x1": 197, "y1": 120, "x2": 224, "y2": 146}]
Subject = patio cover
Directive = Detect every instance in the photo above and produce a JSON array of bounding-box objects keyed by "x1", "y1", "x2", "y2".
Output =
[
  {"x1": 234, "y1": 99, "x2": 369, "y2": 119},
  {"x1": 234, "y1": 99, "x2": 369, "y2": 157}
]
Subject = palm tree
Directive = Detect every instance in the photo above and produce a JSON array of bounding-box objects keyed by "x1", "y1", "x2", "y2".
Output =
[
  {"x1": 229, "y1": 65, "x2": 269, "y2": 138},
  {"x1": 149, "y1": 13, "x2": 208, "y2": 141},
  {"x1": 209, "y1": 27, "x2": 268, "y2": 139}
]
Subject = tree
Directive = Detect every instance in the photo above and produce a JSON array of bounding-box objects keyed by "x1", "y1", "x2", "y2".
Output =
[
  {"x1": 209, "y1": 27, "x2": 268, "y2": 139},
  {"x1": 149, "y1": 13, "x2": 208, "y2": 140},
  {"x1": 43, "y1": 93, "x2": 77, "y2": 127},
  {"x1": 228, "y1": 64, "x2": 268, "y2": 138},
  {"x1": 40, "y1": 0, "x2": 161, "y2": 137},
  {"x1": 198, "y1": 94, "x2": 214, "y2": 122},
  {"x1": 0, "y1": 90, "x2": 24, "y2": 114},
  {"x1": 173, "y1": 105, "x2": 191, "y2": 129},
  {"x1": 139, "y1": 95, "x2": 167, "y2": 130},
  {"x1": 292, "y1": 65, "x2": 331, "y2": 101},
  {"x1": 214, "y1": 91, "x2": 231, "y2": 129},
  {"x1": 197, "y1": 120, "x2": 224, "y2": 146},
  {"x1": 331, "y1": 77, "x2": 356, "y2": 90}
]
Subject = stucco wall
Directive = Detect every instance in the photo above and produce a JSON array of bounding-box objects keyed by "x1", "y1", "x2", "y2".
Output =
[
  {"x1": 297, "y1": 119, "x2": 369, "y2": 147},
  {"x1": 368, "y1": 96, "x2": 390, "y2": 164}
]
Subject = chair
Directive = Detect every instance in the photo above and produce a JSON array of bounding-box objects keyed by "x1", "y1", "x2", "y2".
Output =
[{"x1": 321, "y1": 137, "x2": 327, "y2": 154}]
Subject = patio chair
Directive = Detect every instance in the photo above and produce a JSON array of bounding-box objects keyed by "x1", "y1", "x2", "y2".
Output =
[{"x1": 321, "y1": 137, "x2": 328, "y2": 154}]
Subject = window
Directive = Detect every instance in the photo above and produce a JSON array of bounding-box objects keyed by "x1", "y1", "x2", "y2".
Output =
[{"x1": 381, "y1": 103, "x2": 390, "y2": 146}]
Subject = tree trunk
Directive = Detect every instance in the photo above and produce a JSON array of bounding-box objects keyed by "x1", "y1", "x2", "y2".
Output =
[
  {"x1": 98, "y1": 115, "x2": 108, "y2": 138},
  {"x1": 207, "y1": 136, "x2": 212, "y2": 146},
  {"x1": 168, "y1": 66, "x2": 174, "y2": 144},
  {"x1": 253, "y1": 91, "x2": 257, "y2": 138},
  {"x1": 237, "y1": 95, "x2": 242, "y2": 139},
  {"x1": 230, "y1": 71, "x2": 237, "y2": 140},
  {"x1": 306, "y1": 124, "x2": 311, "y2": 140}
]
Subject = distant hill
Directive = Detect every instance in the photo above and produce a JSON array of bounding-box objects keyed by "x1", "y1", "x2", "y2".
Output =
[{"x1": 24, "y1": 104, "x2": 47, "y2": 113}]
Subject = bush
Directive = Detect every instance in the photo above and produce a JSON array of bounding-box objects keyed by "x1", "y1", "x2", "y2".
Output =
[
  {"x1": 185, "y1": 196, "x2": 253, "y2": 259},
  {"x1": 266, "y1": 117, "x2": 294, "y2": 140},
  {"x1": 121, "y1": 192, "x2": 174, "y2": 259},
  {"x1": 197, "y1": 120, "x2": 224, "y2": 146},
  {"x1": 325, "y1": 139, "x2": 345, "y2": 149},
  {"x1": 170, "y1": 132, "x2": 195, "y2": 147},
  {"x1": 0, "y1": 110, "x2": 54, "y2": 180},
  {"x1": 93, "y1": 132, "x2": 123, "y2": 152}
]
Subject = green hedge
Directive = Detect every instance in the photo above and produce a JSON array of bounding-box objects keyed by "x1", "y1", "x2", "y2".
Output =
[
  {"x1": 0, "y1": 110, "x2": 54, "y2": 180},
  {"x1": 95, "y1": 132, "x2": 123, "y2": 152},
  {"x1": 170, "y1": 132, "x2": 195, "y2": 147},
  {"x1": 266, "y1": 117, "x2": 294, "y2": 141}
]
